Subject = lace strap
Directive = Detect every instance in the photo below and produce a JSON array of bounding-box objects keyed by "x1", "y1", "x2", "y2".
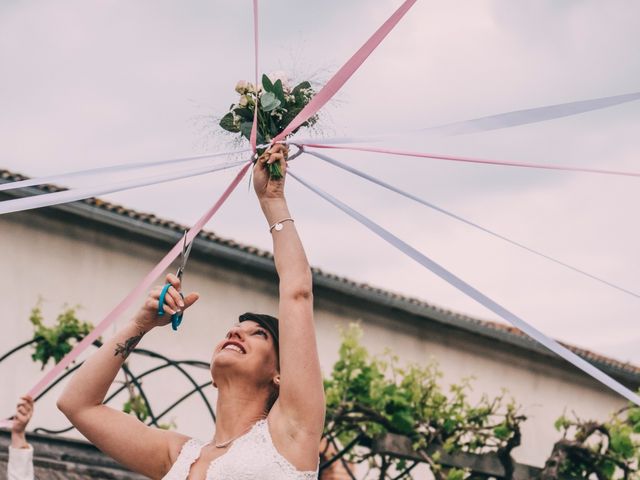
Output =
[{"x1": 162, "y1": 438, "x2": 205, "y2": 480}]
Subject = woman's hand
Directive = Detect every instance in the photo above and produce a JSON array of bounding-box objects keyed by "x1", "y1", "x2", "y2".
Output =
[
  {"x1": 253, "y1": 144, "x2": 289, "y2": 203},
  {"x1": 132, "y1": 273, "x2": 199, "y2": 331},
  {"x1": 11, "y1": 395, "x2": 33, "y2": 436}
]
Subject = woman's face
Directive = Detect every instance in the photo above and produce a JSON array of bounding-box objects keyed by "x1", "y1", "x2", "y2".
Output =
[{"x1": 211, "y1": 320, "x2": 279, "y2": 387}]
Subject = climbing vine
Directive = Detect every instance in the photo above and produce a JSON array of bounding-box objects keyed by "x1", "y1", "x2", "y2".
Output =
[
  {"x1": 28, "y1": 302, "x2": 175, "y2": 429},
  {"x1": 24, "y1": 305, "x2": 640, "y2": 478},
  {"x1": 29, "y1": 302, "x2": 94, "y2": 370},
  {"x1": 542, "y1": 406, "x2": 640, "y2": 479},
  {"x1": 323, "y1": 324, "x2": 526, "y2": 479}
]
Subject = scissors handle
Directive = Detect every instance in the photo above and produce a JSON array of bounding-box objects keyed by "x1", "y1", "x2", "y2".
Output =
[{"x1": 158, "y1": 283, "x2": 185, "y2": 331}]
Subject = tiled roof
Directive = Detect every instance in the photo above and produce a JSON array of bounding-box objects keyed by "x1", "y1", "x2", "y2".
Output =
[
  {"x1": 0, "y1": 431, "x2": 145, "y2": 479},
  {"x1": 2, "y1": 168, "x2": 639, "y2": 380}
]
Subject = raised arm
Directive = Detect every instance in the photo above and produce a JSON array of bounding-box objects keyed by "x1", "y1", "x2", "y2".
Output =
[
  {"x1": 8, "y1": 396, "x2": 35, "y2": 480},
  {"x1": 56, "y1": 274, "x2": 198, "y2": 479},
  {"x1": 253, "y1": 145, "x2": 325, "y2": 439}
]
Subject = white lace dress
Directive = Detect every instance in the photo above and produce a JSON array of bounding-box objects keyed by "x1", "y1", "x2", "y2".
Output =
[{"x1": 162, "y1": 419, "x2": 318, "y2": 480}]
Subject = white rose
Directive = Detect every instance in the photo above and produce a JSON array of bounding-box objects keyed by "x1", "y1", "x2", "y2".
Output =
[
  {"x1": 235, "y1": 80, "x2": 248, "y2": 94},
  {"x1": 238, "y1": 95, "x2": 249, "y2": 107},
  {"x1": 268, "y1": 71, "x2": 291, "y2": 91}
]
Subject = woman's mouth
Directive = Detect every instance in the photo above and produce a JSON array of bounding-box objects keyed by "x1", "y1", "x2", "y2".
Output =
[{"x1": 221, "y1": 341, "x2": 246, "y2": 354}]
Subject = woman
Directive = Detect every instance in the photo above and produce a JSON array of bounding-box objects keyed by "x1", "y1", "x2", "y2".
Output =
[
  {"x1": 57, "y1": 144, "x2": 325, "y2": 479},
  {"x1": 8, "y1": 395, "x2": 35, "y2": 480}
]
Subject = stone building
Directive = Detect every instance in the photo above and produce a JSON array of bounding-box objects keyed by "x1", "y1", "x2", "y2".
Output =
[{"x1": 1, "y1": 168, "x2": 638, "y2": 476}]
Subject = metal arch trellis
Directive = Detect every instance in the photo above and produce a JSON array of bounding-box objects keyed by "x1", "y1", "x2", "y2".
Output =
[
  {"x1": 1, "y1": 338, "x2": 550, "y2": 479},
  {"x1": 0, "y1": 339, "x2": 216, "y2": 435}
]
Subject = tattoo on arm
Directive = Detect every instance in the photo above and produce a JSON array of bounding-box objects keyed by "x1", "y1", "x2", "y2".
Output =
[{"x1": 114, "y1": 331, "x2": 145, "y2": 359}]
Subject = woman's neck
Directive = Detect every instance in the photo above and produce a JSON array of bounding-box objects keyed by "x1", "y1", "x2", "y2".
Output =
[{"x1": 212, "y1": 383, "x2": 269, "y2": 444}]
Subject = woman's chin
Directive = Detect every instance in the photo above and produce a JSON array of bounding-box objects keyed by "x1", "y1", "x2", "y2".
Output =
[{"x1": 212, "y1": 350, "x2": 246, "y2": 366}]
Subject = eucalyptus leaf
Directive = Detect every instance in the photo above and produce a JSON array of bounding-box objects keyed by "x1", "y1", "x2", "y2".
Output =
[
  {"x1": 293, "y1": 80, "x2": 311, "y2": 93},
  {"x1": 262, "y1": 74, "x2": 274, "y2": 93},
  {"x1": 240, "y1": 121, "x2": 253, "y2": 141},
  {"x1": 220, "y1": 112, "x2": 240, "y2": 133},
  {"x1": 273, "y1": 79, "x2": 286, "y2": 103},
  {"x1": 260, "y1": 92, "x2": 281, "y2": 112},
  {"x1": 234, "y1": 107, "x2": 254, "y2": 121}
]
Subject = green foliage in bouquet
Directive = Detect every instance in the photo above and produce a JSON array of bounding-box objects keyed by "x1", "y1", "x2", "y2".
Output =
[
  {"x1": 323, "y1": 324, "x2": 526, "y2": 479},
  {"x1": 29, "y1": 303, "x2": 94, "y2": 370},
  {"x1": 544, "y1": 404, "x2": 640, "y2": 480},
  {"x1": 219, "y1": 72, "x2": 318, "y2": 179}
]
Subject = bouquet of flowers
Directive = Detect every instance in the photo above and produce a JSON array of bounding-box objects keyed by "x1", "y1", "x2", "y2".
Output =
[{"x1": 219, "y1": 72, "x2": 318, "y2": 179}]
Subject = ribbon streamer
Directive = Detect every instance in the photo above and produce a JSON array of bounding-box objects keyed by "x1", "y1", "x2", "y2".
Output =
[
  {"x1": 289, "y1": 170, "x2": 640, "y2": 407},
  {"x1": 0, "y1": 159, "x2": 246, "y2": 215},
  {"x1": 293, "y1": 90, "x2": 640, "y2": 145},
  {"x1": 2, "y1": 0, "x2": 419, "y2": 424},
  {"x1": 1, "y1": 161, "x2": 251, "y2": 427},
  {"x1": 273, "y1": 0, "x2": 417, "y2": 142},
  {"x1": 17, "y1": 161, "x2": 252, "y2": 413},
  {"x1": 303, "y1": 144, "x2": 640, "y2": 178},
  {"x1": 0, "y1": 149, "x2": 249, "y2": 193},
  {"x1": 306, "y1": 150, "x2": 639, "y2": 299},
  {"x1": 250, "y1": 0, "x2": 259, "y2": 153}
]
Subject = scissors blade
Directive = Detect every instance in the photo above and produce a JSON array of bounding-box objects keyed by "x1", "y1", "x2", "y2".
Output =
[{"x1": 176, "y1": 232, "x2": 194, "y2": 279}]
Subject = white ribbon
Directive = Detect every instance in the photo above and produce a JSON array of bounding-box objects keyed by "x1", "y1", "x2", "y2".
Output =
[
  {"x1": 293, "y1": 91, "x2": 640, "y2": 145},
  {"x1": 0, "y1": 159, "x2": 246, "y2": 215},
  {"x1": 289, "y1": 169, "x2": 640, "y2": 407},
  {"x1": 0, "y1": 148, "x2": 250, "y2": 193},
  {"x1": 306, "y1": 150, "x2": 639, "y2": 300}
]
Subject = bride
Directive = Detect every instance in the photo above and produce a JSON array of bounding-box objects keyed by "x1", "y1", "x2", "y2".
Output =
[{"x1": 58, "y1": 144, "x2": 325, "y2": 479}]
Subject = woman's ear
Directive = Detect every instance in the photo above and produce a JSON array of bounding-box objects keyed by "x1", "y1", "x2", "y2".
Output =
[{"x1": 273, "y1": 375, "x2": 280, "y2": 386}]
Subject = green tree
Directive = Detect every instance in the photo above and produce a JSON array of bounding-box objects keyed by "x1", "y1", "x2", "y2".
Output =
[
  {"x1": 543, "y1": 406, "x2": 640, "y2": 480},
  {"x1": 323, "y1": 324, "x2": 526, "y2": 479},
  {"x1": 29, "y1": 302, "x2": 93, "y2": 369}
]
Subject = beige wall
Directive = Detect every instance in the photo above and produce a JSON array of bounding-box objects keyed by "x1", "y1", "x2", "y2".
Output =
[{"x1": 0, "y1": 209, "x2": 629, "y2": 469}]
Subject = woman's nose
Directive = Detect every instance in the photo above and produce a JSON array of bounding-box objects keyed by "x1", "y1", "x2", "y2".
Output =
[{"x1": 226, "y1": 326, "x2": 245, "y2": 340}]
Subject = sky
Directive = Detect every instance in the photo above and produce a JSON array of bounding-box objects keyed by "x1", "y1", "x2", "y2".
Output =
[{"x1": 1, "y1": 0, "x2": 638, "y2": 365}]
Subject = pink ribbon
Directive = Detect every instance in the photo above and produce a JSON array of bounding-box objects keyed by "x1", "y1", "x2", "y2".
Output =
[
  {"x1": 273, "y1": 0, "x2": 417, "y2": 143},
  {"x1": 2, "y1": 0, "x2": 419, "y2": 425},
  {"x1": 250, "y1": 0, "x2": 259, "y2": 153},
  {"x1": 303, "y1": 144, "x2": 640, "y2": 178},
  {"x1": 8, "y1": 161, "x2": 251, "y2": 416}
]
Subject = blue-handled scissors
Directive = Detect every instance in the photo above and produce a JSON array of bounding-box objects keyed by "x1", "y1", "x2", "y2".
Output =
[{"x1": 158, "y1": 231, "x2": 193, "y2": 331}]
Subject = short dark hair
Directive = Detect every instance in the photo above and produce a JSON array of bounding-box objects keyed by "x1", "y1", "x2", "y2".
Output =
[
  {"x1": 238, "y1": 312, "x2": 279, "y2": 356},
  {"x1": 239, "y1": 312, "x2": 280, "y2": 411}
]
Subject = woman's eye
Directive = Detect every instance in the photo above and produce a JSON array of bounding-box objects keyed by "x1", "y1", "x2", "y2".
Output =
[{"x1": 254, "y1": 330, "x2": 267, "y2": 338}]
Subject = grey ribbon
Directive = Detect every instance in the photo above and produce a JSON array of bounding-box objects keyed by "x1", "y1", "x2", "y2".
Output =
[
  {"x1": 0, "y1": 159, "x2": 246, "y2": 215},
  {"x1": 0, "y1": 148, "x2": 250, "y2": 193},
  {"x1": 306, "y1": 150, "x2": 639, "y2": 300},
  {"x1": 289, "y1": 169, "x2": 640, "y2": 406},
  {"x1": 294, "y1": 91, "x2": 640, "y2": 145}
]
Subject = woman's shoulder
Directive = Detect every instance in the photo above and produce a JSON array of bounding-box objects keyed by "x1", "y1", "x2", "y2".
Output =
[
  {"x1": 166, "y1": 431, "x2": 199, "y2": 466},
  {"x1": 160, "y1": 433, "x2": 208, "y2": 480},
  {"x1": 266, "y1": 405, "x2": 322, "y2": 472}
]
